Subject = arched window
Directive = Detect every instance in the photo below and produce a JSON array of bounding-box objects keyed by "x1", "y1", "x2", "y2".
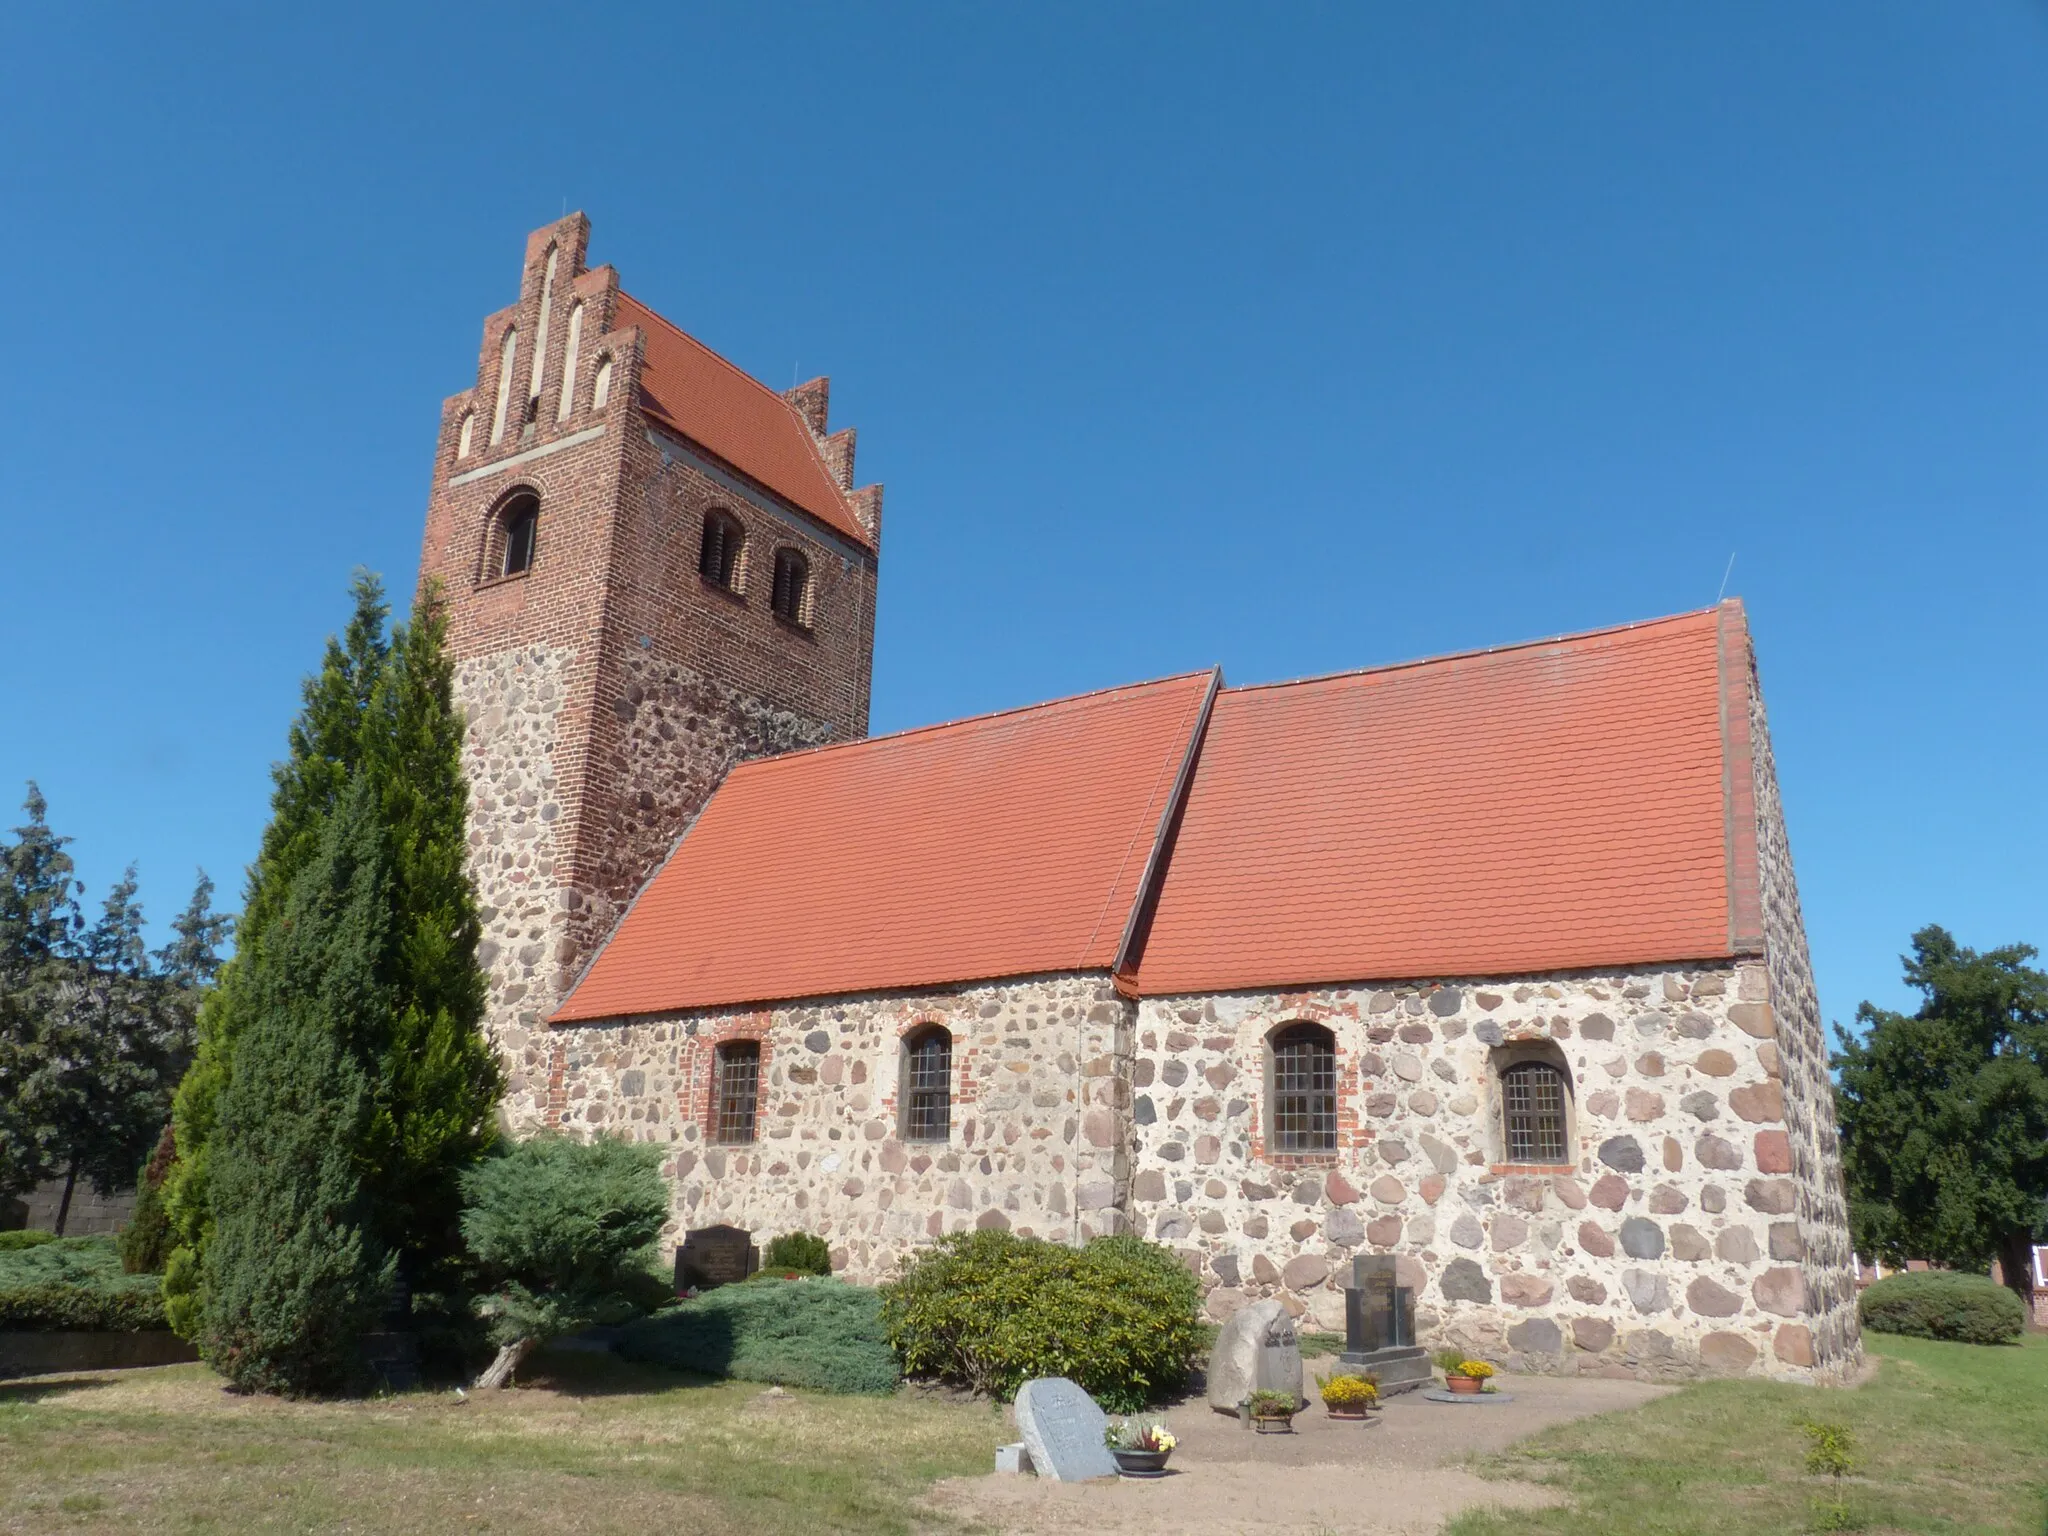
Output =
[
  {"x1": 489, "y1": 328, "x2": 517, "y2": 445},
  {"x1": 592, "y1": 353, "x2": 613, "y2": 411},
  {"x1": 901, "y1": 1027, "x2": 952, "y2": 1142},
  {"x1": 1270, "y1": 1022, "x2": 1337, "y2": 1153},
  {"x1": 1500, "y1": 1061, "x2": 1570, "y2": 1164},
  {"x1": 557, "y1": 301, "x2": 584, "y2": 422},
  {"x1": 699, "y1": 510, "x2": 745, "y2": 591},
  {"x1": 770, "y1": 548, "x2": 810, "y2": 625},
  {"x1": 456, "y1": 411, "x2": 474, "y2": 460},
  {"x1": 713, "y1": 1040, "x2": 760, "y2": 1144},
  {"x1": 494, "y1": 490, "x2": 539, "y2": 578}
]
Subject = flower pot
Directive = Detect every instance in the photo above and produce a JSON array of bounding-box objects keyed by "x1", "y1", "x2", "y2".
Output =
[
  {"x1": 1251, "y1": 1412, "x2": 1295, "y2": 1434},
  {"x1": 1326, "y1": 1406, "x2": 1373, "y2": 1420},
  {"x1": 1447, "y1": 1375, "x2": 1482, "y2": 1395},
  {"x1": 1111, "y1": 1448, "x2": 1172, "y2": 1476}
]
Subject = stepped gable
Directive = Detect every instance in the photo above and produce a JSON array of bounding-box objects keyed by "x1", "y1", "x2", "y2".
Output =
[
  {"x1": 615, "y1": 293, "x2": 872, "y2": 547},
  {"x1": 553, "y1": 670, "x2": 1217, "y2": 1020},
  {"x1": 1130, "y1": 603, "x2": 1754, "y2": 995}
]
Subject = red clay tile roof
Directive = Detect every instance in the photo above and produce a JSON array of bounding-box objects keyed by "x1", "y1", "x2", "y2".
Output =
[
  {"x1": 552, "y1": 671, "x2": 1217, "y2": 1021},
  {"x1": 614, "y1": 293, "x2": 871, "y2": 548},
  {"x1": 1130, "y1": 605, "x2": 1748, "y2": 995}
]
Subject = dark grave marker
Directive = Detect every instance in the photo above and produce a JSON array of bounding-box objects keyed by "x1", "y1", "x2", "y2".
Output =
[
  {"x1": 1340, "y1": 1253, "x2": 1432, "y2": 1393},
  {"x1": 675, "y1": 1224, "x2": 758, "y2": 1292}
]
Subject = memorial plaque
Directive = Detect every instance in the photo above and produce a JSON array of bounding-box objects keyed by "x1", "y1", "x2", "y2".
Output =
[
  {"x1": 675, "y1": 1225, "x2": 758, "y2": 1292},
  {"x1": 1013, "y1": 1377, "x2": 1120, "y2": 1482},
  {"x1": 1340, "y1": 1252, "x2": 1432, "y2": 1393}
]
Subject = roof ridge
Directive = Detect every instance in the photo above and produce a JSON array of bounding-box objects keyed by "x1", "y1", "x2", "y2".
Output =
[
  {"x1": 730, "y1": 668, "x2": 1221, "y2": 776},
  {"x1": 1221, "y1": 606, "x2": 1727, "y2": 699}
]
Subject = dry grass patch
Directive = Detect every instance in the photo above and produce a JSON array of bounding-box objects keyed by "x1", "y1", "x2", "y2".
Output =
[{"x1": 0, "y1": 1351, "x2": 1002, "y2": 1535}]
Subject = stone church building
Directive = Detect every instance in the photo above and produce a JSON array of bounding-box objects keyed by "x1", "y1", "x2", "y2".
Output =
[{"x1": 416, "y1": 215, "x2": 1860, "y2": 1385}]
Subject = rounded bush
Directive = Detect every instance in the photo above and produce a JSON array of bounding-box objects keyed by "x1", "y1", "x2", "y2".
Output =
[
  {"x1": 1858, "y1": 1271, "x2": 2026, "y2": 1345},
  {"x1": 879, "y1": 1230, "x2": 1202, "y2": 1411},
  {"x1": 760, "y1": 1231, "x2": 833, "y2": 1277}
]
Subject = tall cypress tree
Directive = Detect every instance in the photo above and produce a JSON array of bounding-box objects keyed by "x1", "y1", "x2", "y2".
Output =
[
  {"x1": 201, "y1": 774, "x2": 396, "y2": 1395},
  {"x1": 165, "y1": 573, "x2": 496, "y2": 1336}
]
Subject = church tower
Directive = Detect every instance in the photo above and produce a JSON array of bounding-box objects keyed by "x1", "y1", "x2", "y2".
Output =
[{"x1": 417, "y1": 215, "x2": 881, "y2": 1122}]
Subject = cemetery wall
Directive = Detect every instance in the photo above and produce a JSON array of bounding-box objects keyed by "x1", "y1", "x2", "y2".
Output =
[
  {"x1": 520, "y1": 973, "x2": 1135, "y2": 1280},
  {"x1": 1130, "y1": 960, "x2": 1853, "y2": 1383}
]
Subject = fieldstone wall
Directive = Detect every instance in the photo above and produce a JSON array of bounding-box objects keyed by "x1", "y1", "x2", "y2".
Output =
[
  {"x1": 1130, "y1": 963, "x2": 1849, "y2": 1382},
  {"x1": 1747, "y1": 661, "x2": 1863, "y2": 1381},
  {"x1": 523, "y1": 974, "x2": 1134, "y2": 1278}
]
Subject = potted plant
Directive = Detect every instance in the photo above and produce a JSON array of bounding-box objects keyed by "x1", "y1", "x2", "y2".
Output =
[
  {"x1": 1245, "y1": 1388, "x2": 1298, "y2": 1433},
  {"x1": 1318, "y1": 1371, "x2": 1380, "y2": 1420},
  {"x1": 1104, "y1": 1418, "x2": 1177, "y2": 1475},
  {"x1": 1434, "y1": 1349, "x2": 1497, "y2": 1395}
]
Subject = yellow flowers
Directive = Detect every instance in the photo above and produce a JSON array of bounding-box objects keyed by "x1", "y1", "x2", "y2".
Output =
[
  {"x1": 1318, "y1": 1373, "x2": 1379, "y2": 1407},
  {"x1": 1455, "y1": 1360, "x2": 1496, "y2": 1380}
]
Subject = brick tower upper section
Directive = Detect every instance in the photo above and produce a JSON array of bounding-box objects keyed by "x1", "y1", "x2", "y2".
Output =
[{"x1": 417, "y1": 214, "x2": 881, "y2": 1084}]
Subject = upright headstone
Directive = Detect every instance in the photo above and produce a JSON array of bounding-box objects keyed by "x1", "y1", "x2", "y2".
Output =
[
  {"x1": 1206, "y1": 1298, "x2": 1304, "y2": 1414},
  {"x1": 1340, "y1": 1254, "x2": 1432, "y2": 1393},
  {"x1": 675, "y1": 1225, "x2": 758, "y2": 1292},
  {"x1": 1013, "y1": 1377, "x2": 1121, "y2": 1482}
]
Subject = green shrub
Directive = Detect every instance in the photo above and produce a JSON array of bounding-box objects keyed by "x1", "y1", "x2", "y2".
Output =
[
  {"x1": 617, "y1": 1276, "x2": 899, "y2": 1395},
  {"x1": 0, "y1": 1231, "x2": 59, "y2": 1253},
  {"x1": 119, "y1": 1124, "x2": 179, "y2": 1275},
  {"x1": 760, "y1": 1231, "x2": 832, "y2": 1277},
  {"x1": 1858, "y1": 1271, "x2": 2026, "y2": 1345},
  {"x1": 0, "y1": 1235, "x2": 167, "y2": 1331},
  {"x1": 879, "y1": 1230, "x2": 1201, "y2": 1411}
]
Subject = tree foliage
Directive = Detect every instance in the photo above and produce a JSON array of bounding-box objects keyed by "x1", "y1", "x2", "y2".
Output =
[
  {"x1": 0, "y1": 788, "x2": 222, "y2": 1223},
  {"x1": 165, "y1": 573, "x2": 498, "y2": 1337},
  {"x1": 199, "y1": 776, "x2": 396, "y2": 1396},
  {"x1": 459, "y1": 1135, "x2": 668, "y2": 1385},
  {"x1": 1834, "y1": 925, "x2": 2048, "y2": 1298}
]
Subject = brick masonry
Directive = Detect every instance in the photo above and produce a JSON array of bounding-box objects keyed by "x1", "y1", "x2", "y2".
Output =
[{"x1": 416, "y1": 216, "x2": 879, "y2": 1066}]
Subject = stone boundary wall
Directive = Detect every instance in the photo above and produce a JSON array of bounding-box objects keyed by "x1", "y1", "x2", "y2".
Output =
[
  {"x1": 525, "y1": 974, "x2": 1133, "y2": 1278},
  {"x1": 1131, "y1": 962, "x2": 1850, "y2": 1383}
]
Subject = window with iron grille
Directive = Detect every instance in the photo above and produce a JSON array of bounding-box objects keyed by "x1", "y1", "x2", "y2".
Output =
[
  {"x1": 1270, "y1": 1023, "x2": 1337, "y2": 1153},
  {"x1": 713, "y1": 1041, "x2": 760, "y2": 1144},
  {"x1": 770, "y1": 548, "x2": 810, "y2": 625},
  {"x1": 699, "y1": 511, "x2": 744, "y2": 590},
  {"x1": 1501, "y1": 1061, "x2": 1570, "y2": 1164},
  {"x1": 902, "y1": 1028, "x2": 951, "y2": 1142},
  {"x1": 498, "y1": 492, "x2": 539, "y2": 577}
]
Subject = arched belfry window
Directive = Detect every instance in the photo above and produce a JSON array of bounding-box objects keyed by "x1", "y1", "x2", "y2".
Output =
[
  {"x1": 1269, "y1": 1022, "x2": 1337, "y2": 1153},
  {"x1": 901, "y1": 1027, "x2": 952, "y2": 1143},
  {"x1": 713, "y1": 1040, "x2": 760, "y2": 1145},
  {"x1": 557, "y1": 301, "x2": 584, "y2": 422},
  {"x1": 489, "y1": 328, "x2": 517, "y2": 445},
  {"x1": 1500, "y1": 1060, "x2": 1571, "y2": 1165},
  {"x1": 700, "y1": 510, "x2": 745, "y2": 592},
  {"x1": 770, "y1": 547, "x2": 810, "y2": 626},
  {"x1": 493, "y1": 490, "x2": 539, "y2": 579}
]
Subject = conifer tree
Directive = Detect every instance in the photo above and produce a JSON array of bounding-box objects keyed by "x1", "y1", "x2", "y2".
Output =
[{"x1": 201, "y1": 774, "x2": 396, "y2": 1395}]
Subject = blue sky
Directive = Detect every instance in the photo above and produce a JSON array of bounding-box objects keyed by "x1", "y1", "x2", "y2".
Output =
[{"x1": 1, "y1": 5, "x2": 2042, "y2": 1026}]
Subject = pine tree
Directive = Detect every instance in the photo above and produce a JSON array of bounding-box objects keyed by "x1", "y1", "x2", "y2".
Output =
[
  {"x1": 0, "y1": 785, "x2": 81, "y2": 1199},
  {"x1": 200, "y1": 774, "x2": 396, "y2": 1396},
  {"x1": 166, "y1": 574, "x2": 392, "y2": 1331},
  {"x1": 165, "y1": 573, "x2": 497, "y2": 1333}
]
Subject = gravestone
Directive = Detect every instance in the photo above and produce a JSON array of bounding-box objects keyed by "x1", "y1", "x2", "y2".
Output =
[
  {"x1": 1340, "y1": 1254, "x2": 1432, "y2": 1394},
  {"x1": 674, "y1": 1224, "x2": 758, "y2": 1292},
  {"x1": 1012, "y1": 1377, "x2": 1120, "y2": 1482},
  {"x1": 1206, "y1": 1297, "x2": 1304, "y2": 1414}
]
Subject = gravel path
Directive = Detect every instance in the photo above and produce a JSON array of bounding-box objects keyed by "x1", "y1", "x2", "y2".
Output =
[{"x1": 928, "y1": 1374, "x2": 1669, "y2": 1535}]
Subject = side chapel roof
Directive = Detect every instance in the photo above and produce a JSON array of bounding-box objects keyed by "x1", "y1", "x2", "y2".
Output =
[{"x1": 555, "y1": 603, "x2": 1765, "y2": 1020}]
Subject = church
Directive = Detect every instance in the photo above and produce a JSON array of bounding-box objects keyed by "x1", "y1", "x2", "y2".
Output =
[{"x1": 415, "y1": 215, "x2": 1861, "y2": 1385}]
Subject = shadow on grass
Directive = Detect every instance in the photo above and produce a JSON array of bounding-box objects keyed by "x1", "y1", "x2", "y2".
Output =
[
  {"x1": 518, "y1": 1342, "x2": 727, "y2": 1399},
  {"x1": 0, "y1": 1373, "x2": 117, "y2": 1405}
]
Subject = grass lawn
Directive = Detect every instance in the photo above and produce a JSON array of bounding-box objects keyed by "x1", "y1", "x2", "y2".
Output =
[
  {"x1": 1450, "y1": 1332, "x2": 2048, "y2": 1536},
  {"x1": 0, "y1": 1350, "x2": 1002, "y2": 1535}
]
